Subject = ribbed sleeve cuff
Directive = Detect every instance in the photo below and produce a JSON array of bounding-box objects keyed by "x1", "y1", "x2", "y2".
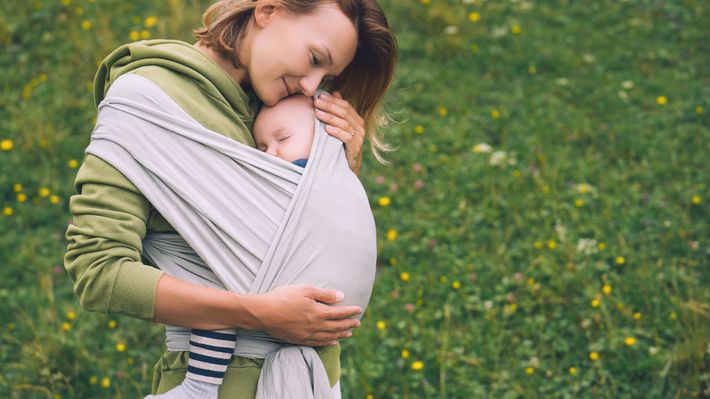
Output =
[{"x1": 110, "y1": 261, "x2": 165, "y2": 321}]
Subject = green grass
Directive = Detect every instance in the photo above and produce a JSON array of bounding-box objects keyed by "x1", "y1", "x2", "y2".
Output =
[{"x1": 1, "y1": 0, "x2": 708, "y2": 398}]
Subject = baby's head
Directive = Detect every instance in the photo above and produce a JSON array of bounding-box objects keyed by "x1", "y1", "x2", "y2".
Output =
[{"x1": 253, "y1": 95, "x2": 315, "y2": 163}]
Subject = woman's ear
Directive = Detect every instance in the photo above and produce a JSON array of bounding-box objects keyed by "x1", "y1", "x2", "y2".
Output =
[{"x1": 253, "y1": 4, "x2": 278, "y2": 28}]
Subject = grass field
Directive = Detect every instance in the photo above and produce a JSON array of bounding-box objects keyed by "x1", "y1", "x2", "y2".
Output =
[{"x1": 1, "y1": 0, "x2": 708, "y2": 398}]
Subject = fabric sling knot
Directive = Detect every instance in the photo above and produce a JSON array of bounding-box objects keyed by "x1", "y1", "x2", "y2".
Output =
[{"x1": 85, "y1": 73, "x2": 377, "y2": 398}]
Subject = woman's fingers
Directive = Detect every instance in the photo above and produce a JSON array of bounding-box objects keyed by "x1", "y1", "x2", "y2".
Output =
[{"x1": 313, "y1": 93, "x2": 365, "y2": 174}]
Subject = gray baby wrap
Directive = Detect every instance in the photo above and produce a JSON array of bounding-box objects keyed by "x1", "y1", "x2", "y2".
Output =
[{"x1": 85, "y1": 73, "x2": 377, "y2": 398}]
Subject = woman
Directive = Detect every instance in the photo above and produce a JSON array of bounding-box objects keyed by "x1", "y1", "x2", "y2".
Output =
[{"x1": 64, "y1": 0, "x2": 397, "y2": 397}]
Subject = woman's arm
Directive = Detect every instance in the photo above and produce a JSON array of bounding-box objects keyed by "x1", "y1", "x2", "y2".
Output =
[{"x1": 154, "y1": 275, "x2": 362, "y2": 347}]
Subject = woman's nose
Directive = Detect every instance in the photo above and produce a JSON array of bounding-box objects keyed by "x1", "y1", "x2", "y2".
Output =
[{"x1": 299, "y1": 73, "x2": 324, "y2": 97}]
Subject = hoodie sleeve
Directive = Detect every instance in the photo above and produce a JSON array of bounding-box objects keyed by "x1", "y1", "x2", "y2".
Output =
[{"x1": 64, "y1": 153, "x2": 165, "y2": 320}]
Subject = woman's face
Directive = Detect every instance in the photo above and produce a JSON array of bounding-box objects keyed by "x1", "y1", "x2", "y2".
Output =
[{"x1": 245, "y1": 4, "x2": 358, "y2": 106}]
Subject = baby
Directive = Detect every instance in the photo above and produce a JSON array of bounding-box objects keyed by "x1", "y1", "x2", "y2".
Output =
[
  {"x1": 253, "y1": 94, "x2": 316, "y2": 168},
  {"x1": 148, "y1": 94, "x2": 322, "y2": 399}
]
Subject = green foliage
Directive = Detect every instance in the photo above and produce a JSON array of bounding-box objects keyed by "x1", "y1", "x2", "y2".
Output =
[{"x1": 1, "y1": 0, "x2": 708, "y2": 398}]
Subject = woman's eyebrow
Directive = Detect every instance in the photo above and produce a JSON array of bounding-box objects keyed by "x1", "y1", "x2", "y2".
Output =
[{"x1": 319, "y1": 44, "x2": 333, "y2": 66}]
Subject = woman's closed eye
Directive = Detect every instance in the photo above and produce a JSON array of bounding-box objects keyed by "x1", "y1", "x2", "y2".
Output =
[{"x1": 310, "y1": 51, "x2": 322, "y2": 67}]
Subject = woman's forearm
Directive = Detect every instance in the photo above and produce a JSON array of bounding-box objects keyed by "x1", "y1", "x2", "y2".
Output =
[
  {"x1": 153, "y1": 274, "x2": 363, "y2": 347},
  {"x1": 153, "y1": 273, "x2": 261, "y2": 330}
]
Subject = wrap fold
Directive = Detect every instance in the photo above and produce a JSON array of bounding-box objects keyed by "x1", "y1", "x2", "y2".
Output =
[{"x1": 85, "y1": 73, "x2": 377, "y2": 398}]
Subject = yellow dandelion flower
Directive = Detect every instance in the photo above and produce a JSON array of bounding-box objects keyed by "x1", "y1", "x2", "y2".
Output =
[
  {"x1": 524, "y1": 367, "x2": 534, "y2": 374},
  {"x1": 507, "y1": 303, "x2": 518, "y2": 313},
  {"x1": 656, "y1": 96, "x2": 667, "y2": 105},
  {"x1": 420, "y1": 0, "x2": 430, "y2": 5},
  {"x1": 39, "y1": 73, "x2": 47, "y2": 82},
  {"x1": 633, "y1": 312, "x2": 641, "y2": 320},
  {"x1": 624, "y1": 336, "x2": 636, "y2": 346},
  {"x1": 547, "y1": 240, "x2": 556, "y2": 250},
  {"x1": 3, "y1": 207, "x2": 13, "y2": 216},
  {"x1": 589, "y1": 351, "x2": 599, "y2": 361},
  {"x1": 401, "y1": 349, "x2": 410, "y2": 359},
  {"x1": 13, "y1": 183, "x2": 22, "y2": 192},
  {"x1": 615, "y1": 256, "x2": 625, "y2": 265},
  {"x1": 366, "y1": 395, "x2": 374, "y2": 399},
  {"x1": 50, "y1": 195, "x2": 60, "y2": 204},
  {"x1": 108, "y1": 320, "x2": 117, "y2": 329},
  {"x1": 528, "y1": 65, "x2": 537, "y2": 75},
  {"x1": 602, "y1": 284, "x2": 612, "y2": 295},
  {"x1": 491, "y1": 109, "x2": 500, "y2": 119},
  {"x1": 451, "y1": 280, "x2": 461, "y2": 289},
  {"x1": 389, "y1": 258, "x2": 398, "y2": 266},
  {"x1": 669, "y1": 311, "x2": 676, "y2": 320},
  {"x1": 116, "y1": 342, "x2": 126, "y2": 352},
  {"x1": 511, "y1": 24, "x2": 522, "y2": 34},
  {"x1": 81, "y1": 20, "x2": 92, "y2": 30},
  {"x1": 414, "y1": 125, "x2": 425, "y2": 134},
  {"x1": 387, "y1": 229, "x2": 398, "y2": 241},
  {"x1": 61, "y1": 0, "x2": 71, "y2": 5},
  {"x1": 101, "y1": 377, "x2": 110, "y2": 389},
  {"x1": 616, "y1": 303, "x2": 624, "y2": 310},
  {"x1": 144, "y1": 16, "x2": 158, "y2": 28},
  {"x1": 68, "y1": 159, "x2": 78, "y2": 169},
  {"x1": 438, "y1": 106, "x2": 448, "y2": 118},
  {"x1": 591, "y1": 298, "x2": 600, "y2": 308},
  {"x1": 129, "y1": 31, "x2": 140, "y2": 41},
  {"x1": 62, "y1": 322, "x2": 71, "y2": 331},
  {"x1": 411, "y1": 360, "x2": 424, "y2": 370},
  {"x1": 575, "y1": 199, "x2": 584, "y2": 207},
  {"x1": 378, "y1": 196, "x2": 391, "y2": 206},
  {"x1": 53, "y1": 393, "x2": 61, "y2": 399},
  {"x1": 66, "y1": 311, "x2": 76, "y2": 320},
  {"x1": 696, "y1": 105, "x2": 704, "y2": 114},
  {"x1": 17, "y1": 193, "x2": 27, "y2": 203},
  {"x1": 597, "y1": 242, "x2": 606, "y2": 250},
  {"x1": 22, "y1": 84, "x2": 32, "y2": 100},
  {"x1": 140, "y1": 30, "x2": 151, "y2": 40},
  {"x1": 533, "y1": 240, "x2": 543, "y2": 249},
  {"x1": 400, "y1": 272, "x2": 410, "y2": 282},
  {"x1": 376, "y1": 320, "x2": 386, "y2": 330},
  {"x1": 89, "y1": 376, "x2": 97, "y2": 384},
  {"x1": 1, "y1": 139, "x2": 13, "y2": 151},
  {"x1": 542, "y1": 185, "x2": 550, "y2": 193},
  {"x1": 691, "y1": 195, "x2": 701, "y2": 205},
  {"x1": 527, "y1": 278, "x2": 535, "y2": 286},
  {"x1": 39, "y1": 188, "x2": 50, "y2": 197},
  {"x1": 568, "y1": 367, "x2": 577, "y2": 375},
  {"x1": 512, "y1": 169, "x2": 521, "y2": 177},
  {"x1": 468, "y1": 12, "x2": 480, "y2": 22}
]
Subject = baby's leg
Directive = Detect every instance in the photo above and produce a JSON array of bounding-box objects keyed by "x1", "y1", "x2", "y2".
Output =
[{"x1": 145, "y1": 329, "x2": 237, "y2": 399}]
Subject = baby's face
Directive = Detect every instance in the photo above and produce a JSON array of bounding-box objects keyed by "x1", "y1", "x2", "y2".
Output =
[{"x1": 252, "y1": 95, "x2": 315, "y2": 163}]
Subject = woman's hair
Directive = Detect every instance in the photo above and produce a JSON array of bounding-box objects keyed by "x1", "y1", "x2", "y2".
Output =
[{"x1": 194, "y1": 0, "x2": 398, "y2": 164}]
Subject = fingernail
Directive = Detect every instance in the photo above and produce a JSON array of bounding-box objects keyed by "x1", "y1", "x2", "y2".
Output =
[{"x1": 335, "y1": 291, "x2": 345, "y2": 301}]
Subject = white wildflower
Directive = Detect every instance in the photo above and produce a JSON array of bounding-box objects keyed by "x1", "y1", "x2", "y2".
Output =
[
  {"x1": 473, "y1": 143, "x2": 492, "y2": 153},
  {"x1": 489, "y1": 151, "x2": 507, "y2": 166},
  {"x1": 444, "y1": 25, "x2": 459, "y2": 35},
  {"x1": 622, "y1": 80, "x2": 634, "y2": 89},
  {"x1": 576, "y1": 238, "x2": 598, "y2": 255}
]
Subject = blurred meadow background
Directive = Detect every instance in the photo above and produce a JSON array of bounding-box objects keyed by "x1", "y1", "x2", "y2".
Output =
[{"x1": 1, "y1": 0, "x2": 709, "y2": 398}]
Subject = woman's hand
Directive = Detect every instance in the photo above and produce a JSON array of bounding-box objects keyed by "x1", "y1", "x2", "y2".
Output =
[
  {"x1": 314, "y1": 91, "x2": 365, "y2": 175},
  {"x1": 250, "y1": 284, "x2": 363, "y2": 347}
]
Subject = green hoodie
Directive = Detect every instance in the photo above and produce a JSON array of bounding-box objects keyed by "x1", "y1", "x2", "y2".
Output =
[{"x1": 64, "y1": 40, "x2": 341, "y2": 394}]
